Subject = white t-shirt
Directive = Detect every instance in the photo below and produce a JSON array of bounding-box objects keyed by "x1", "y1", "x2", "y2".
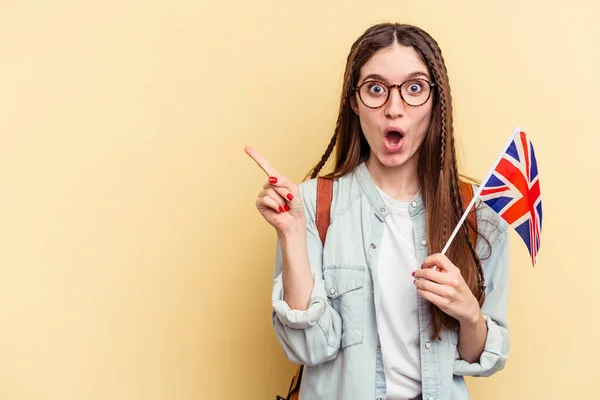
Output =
[{"x1": 375, "y1": 187, "x2": 422, "y2": 400}]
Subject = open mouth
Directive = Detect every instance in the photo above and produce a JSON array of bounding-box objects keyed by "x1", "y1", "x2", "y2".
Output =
[
  {"x1": 385, "y1": 131, "x2": 403, "y2": 146},
  {"x1": 383, "y1": 130, "x2": 405, "y2": 151}
]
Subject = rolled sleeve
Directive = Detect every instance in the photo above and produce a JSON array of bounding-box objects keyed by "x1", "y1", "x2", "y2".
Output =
[
  {"x1": 272, "y1": 273, "x2": 328, "y2": 329},
  {"x1": 454, "y1": 314, "x2": 509, "y2": 376}
]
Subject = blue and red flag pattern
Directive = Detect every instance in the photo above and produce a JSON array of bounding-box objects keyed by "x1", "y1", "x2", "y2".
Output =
[{"x1": 480, "y1": 130, "x2": 542, "y2": 266}]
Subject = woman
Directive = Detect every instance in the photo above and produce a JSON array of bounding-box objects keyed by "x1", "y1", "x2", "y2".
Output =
[{"x1": 246, "y1": 22, "x2": 509, "y2": 400}]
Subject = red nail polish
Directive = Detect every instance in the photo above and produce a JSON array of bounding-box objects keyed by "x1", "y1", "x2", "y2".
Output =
[
  {"x1": 269, "y1": 177, "x2": 277, "y2": 184},
  {"x1": 411, "y1": 271, "x2": 415, "y2": 277},
  {"x1": 284, "y1": 204, "x2": 290, "y2": 212},
  {"x1": 278, "y1": 206, "x2": 284, "y2": 213},
  {"x1": 287, "y1": 193, "x2": 294, "y2": 201}
]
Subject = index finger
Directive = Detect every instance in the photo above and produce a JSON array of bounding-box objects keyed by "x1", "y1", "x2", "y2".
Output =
[
  {"x1": 422, "y1": 254, "x2": 455, "y2": 272},
  {"x1": 244, "y1": 146, "x2": 278, "y2": 177},
  {"x1": 413, "y1": 267, "x2": 448, "y2": 284}
]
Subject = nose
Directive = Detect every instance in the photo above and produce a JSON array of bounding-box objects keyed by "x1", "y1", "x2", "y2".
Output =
[{"x1": 384, "y1": 85, "x2": 406, "y2": 119}]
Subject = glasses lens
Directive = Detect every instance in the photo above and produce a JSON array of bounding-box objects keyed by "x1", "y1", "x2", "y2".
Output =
[
  {"x1": 401, "y1": 79, "x2": 431, "y2": 106},
  {"x1": 359, "y1": 81, "x2": 389, "y2": 108}
]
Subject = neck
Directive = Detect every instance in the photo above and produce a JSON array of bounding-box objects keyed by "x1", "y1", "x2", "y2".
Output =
[{"x1": 366, "y1": 153, "x2": 420, "y2": 202}]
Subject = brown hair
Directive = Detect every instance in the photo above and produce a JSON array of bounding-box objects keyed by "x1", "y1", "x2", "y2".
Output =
[{"x1": 307, "y1": 23, "x2": 486, "y2": 340}]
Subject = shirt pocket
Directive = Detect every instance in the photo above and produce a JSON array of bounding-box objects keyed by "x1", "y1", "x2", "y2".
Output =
[{"x1": 323, "y1": 265, "x2": 365, "y2": 348}]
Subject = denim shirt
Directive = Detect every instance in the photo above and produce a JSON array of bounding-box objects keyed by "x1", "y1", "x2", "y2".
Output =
[{"x1": 271, "y1": 163, "x2": 510, "y2": 400}]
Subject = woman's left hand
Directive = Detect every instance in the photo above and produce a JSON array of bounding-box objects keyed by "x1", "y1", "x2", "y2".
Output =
[{"x1": 412, "y1": 254, "x2": 481, "y2": 324}]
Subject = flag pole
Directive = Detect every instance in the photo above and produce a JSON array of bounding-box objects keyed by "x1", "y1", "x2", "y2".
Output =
[{"x1": 440, "y1": 126, "x2": 522, "y2": 256}]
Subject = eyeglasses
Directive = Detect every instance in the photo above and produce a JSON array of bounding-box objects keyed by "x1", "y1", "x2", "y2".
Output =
[{"x1": 353, "y1": 78, "x2": 435, "y2": 109}]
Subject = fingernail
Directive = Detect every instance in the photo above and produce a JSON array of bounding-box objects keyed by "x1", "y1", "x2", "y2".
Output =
[
  {"x1": 284, "y1": 204, "x2": 290, "y2": 212},
  {"x1": 278, "y1": 206, "x2": 284, "y2": 213},
  {"x1": 411, "y1": 271, "x2": 415, "y2": 276},
  {"x1": 420, "y1": 264, "x2": 424, "y2": 269},
  {"x1": 287, "y1": 193, "x2": 294, "y2": 201},
  {"x1": 269, "y1": 177, "x2": 277, "y2": 184},
  {"x1": 413, "y1": 279, "x2": 417, "y2": 284}
]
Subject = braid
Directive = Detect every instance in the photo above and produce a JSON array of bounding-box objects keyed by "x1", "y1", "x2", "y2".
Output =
[
  {"x1": 413, "y1": 45, "x2": 447, "y2": 169},
  {"x1": 417, "y1": 46, "x2": 450, "y2": 244},
  {"x1": 449, "y1": 137, "x2": 466, "y2": 222},
  {"x1": 310, "y1": 131, "x2": 338, "y2": 179},
  {"x1": 432, "y1": 47, "x2": 451, "y2": 170},
  {"x1": 427, "y1": 40, "x2": 451, "y2": 246},
  {"x1": 437, "y1": 170, "x2": 448, "y2": 248},
  {"x1": 439, "y1": 91, "x2": 448, "y2": 169}
]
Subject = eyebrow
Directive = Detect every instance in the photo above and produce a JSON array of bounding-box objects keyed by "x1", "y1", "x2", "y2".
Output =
[{"x1": 360, "y1": 71, "x2": 430, "y2": 85}]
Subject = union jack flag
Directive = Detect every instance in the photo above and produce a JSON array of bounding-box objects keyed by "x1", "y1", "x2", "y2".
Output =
[{"x1": 479, "y1": 127, "x2": 542, "y2": 266}]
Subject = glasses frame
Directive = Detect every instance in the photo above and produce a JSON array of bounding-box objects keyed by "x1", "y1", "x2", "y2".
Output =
[{"x1": 353, "y1": 79, "x2": 436, "y2": 109}]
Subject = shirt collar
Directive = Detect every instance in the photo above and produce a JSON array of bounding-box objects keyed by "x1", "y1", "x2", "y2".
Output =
[{"x1": 354, "y1": 162, "x2": 424, "y2": 220}]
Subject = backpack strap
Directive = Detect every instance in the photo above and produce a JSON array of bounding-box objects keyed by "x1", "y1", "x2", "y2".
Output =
[
  {"x1": 315, "y1": 178, "x2": 333, "y2": 246},
  {"x1": 285, "y1": 365, "x2": 303, "y2": 400},
  {"x1": 285, "y1": 177, "x2": 333, "y2": 400}
]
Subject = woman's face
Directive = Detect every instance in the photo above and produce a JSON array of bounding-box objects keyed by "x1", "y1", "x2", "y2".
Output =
[{"x1": 352, "y1": 44, "x2": 434, "y2": 171}]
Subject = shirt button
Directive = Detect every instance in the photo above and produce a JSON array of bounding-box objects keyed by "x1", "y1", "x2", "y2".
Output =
[
  {"x1": 421, "y1": 239, "x2": 428, "y2": 246},
  {"x1": 371, "y1": 243, "x2": 377, "y2": 249},
  {"x1": 329, "y1": 288, "x2": 336, "y2": 295},
  {"x1": 425, "y1": 342, "x2": 431, "y2": 349},
  {"x1": 411, "y1": 201, "x2": 418, "y2": 208},
  {"x1": 380, "y1": 207, "x2": 386, "y2": 212},
  {"x1": 377, "y1": 342, "x2": 381, "y2": 349}
]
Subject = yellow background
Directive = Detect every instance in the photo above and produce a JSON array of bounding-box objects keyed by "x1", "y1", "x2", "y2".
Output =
[{"x1": 1, "y1": 1, "x2": 598, "y2": 399}]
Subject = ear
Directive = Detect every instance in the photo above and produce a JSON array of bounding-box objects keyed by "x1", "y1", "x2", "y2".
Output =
[{"x1": 350, "y1": 94, "x2": 360, "y2": 116}]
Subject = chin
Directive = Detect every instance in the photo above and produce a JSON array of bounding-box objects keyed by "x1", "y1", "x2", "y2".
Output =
[{"x1": 374, "y1": 152, "x2": 410, "y2": 168}]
